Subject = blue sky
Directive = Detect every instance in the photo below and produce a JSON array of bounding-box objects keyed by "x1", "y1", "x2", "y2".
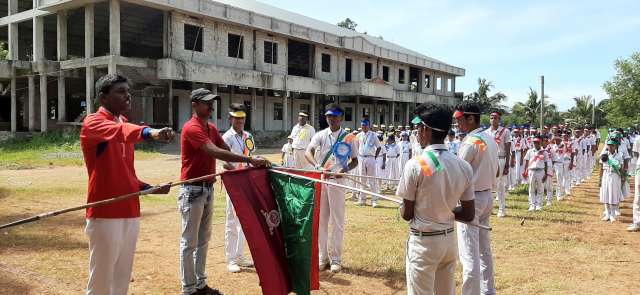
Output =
[{"x1": 266, "y1": 0, "x2": 640, "y2": 111}]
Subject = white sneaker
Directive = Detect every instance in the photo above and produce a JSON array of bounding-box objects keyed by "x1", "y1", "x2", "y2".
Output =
[
  {"x1": 528, "y1": 205, "x2": 535, "y2": 211},
  {"x1": 546, "y1": 201, "x2": 552, "y2": 207},
  {"x1": 371, "y1": 201, "x2": 378, "y2": 208},
  {"x1": 497, "y1": 209, "x2": 505, "y2": 218},
  {"x1": 615, "y1": 209, "x2": 621, "y2": 216},
  {"x1": 330, "y1": 263, "x2": 342, "y2": 273},
  {"x1": 228, "y1": 263, "x2": 241, "y2": 273},
  {"x1": 319, "y1": 260, "x2": 329, "y2": 271},
  {"x1": 237, "y1": 258, "x2": 254, "y2": 268},
  {"x1": 627, "y1": 223, "x2": 640, "y2": 232},
  {"x1": 535, "y1": 205, "x2": 542, "y2": 211},
  {"x1": 601, "y1": 215, "x2": 610, "y2": 221},
  {"x1": 610, "y1": 216, "x2": 617, "y2": 222}
]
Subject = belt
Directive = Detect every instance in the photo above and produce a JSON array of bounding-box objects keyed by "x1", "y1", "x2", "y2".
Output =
[
  {"x1": 475, "y1": 189, "x2": 490, "y2": 193},
  {"x1": 498, "y1": 156, "x2": 507, "y2": 159},
  {"x1": 359, "y1": 155, "x2": 374, "y2": 157},
  {"x1": 410, "y1": 228, "x2": 454, "y2": 237},
  {"x1": 388, "y1": 155, "x2": 399, "y2": 158},
  {"x1": 185, "y1": 181, "x2": 213, "y2": 187},
  {"x1": 403, "y1": 152, "x2": 410, "y2": 154},
  {"x1": 553, "y1": 161, "x2": 563, "y2": 164},
  {"x1": 529, "y1": 168, "x2": 543, "y2": 171}
]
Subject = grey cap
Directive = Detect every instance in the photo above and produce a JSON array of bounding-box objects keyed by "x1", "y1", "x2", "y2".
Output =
[{"x1": 191, "y1": 88, "x2": 220, "y2": 102}]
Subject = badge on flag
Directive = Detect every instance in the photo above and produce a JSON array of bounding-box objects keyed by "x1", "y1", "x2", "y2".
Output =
[{"x1": 245, "y1": 137, "x2": 255, "y2": 153}]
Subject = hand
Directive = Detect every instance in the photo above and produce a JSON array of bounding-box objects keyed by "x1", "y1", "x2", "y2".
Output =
[
  {"x1": 249, "y1": 156, "x2": 271, "y2": 168},
  {"x1": 522, "y1": 172, "x2": 528, "y2": 179},
  {"x1": 503, "y1": 163, "x2": 510, "y2": 175},
  {"x1": 223, "y1": 162, "x2": 235, "y2": 170},
  {"x1": 542, "y1": 175, "x2": 548, "y2": 183},
  {"x1": 381, "y1": 164, "x2": 386, "y2": 170},
  {"x1": 150, "y1": 127, "x2": 175, "y2": 142},
  {"x1": 569, "y1": 164, "x2": 574, "y2": 170},
  {"x1": 151, "y1": 183, "x2": 171, "y2": 194},
  {"x1": 511, "y1": 158, "x2": 516, "y2": 167}
]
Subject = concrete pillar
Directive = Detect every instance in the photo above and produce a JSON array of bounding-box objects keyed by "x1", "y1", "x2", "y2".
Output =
[
  {"x1": 85, "y1": 3, "x2": 95, "y2": 58},
  {"x1": 250, "y1": 88, "x2": 258, "y2": 131},
  {"x1": 162, "y1": 11, "x2": 170, "y2": 57},
  {"x1": 40, "y1": 75, "x2": 47, "y2": 132},
  {"x1": 57, "y1": 73, "x2": 66, "y2": 122},
  {"x1": 8, "y1": 0, "x2": 17, "y2": 14},
  {"x1": 391, "y1": 101, "x2": 395, "y2": 126},
  {"x1": 283, "y1": 92, "x2": 289, "y2": 131},
  {"x1": 310, "y1": 93, "x2": 316, "y2": 128},
  {"x1": 33, "y1": 16, "x2": 44, "y2": 61},
  {"x1": 7, "y1": 24, "x2": 18, "y2": 60},
  {"x1": 372, "y1": 100, "x2": 378, "y2": 125},
  {"x1": 405, "y1": 102, "x2": 410, "y2": 125},
  {"x1": 262, "y1": 90, "x2": 267, "y2": 130},
  {"x1": 86, "y1": 67, "x2": 94, "y2": 113},
  {"x1": 28, "y1": 76, "x2": 35, "y2": 131},
  {"x1": 57, "y1": 11, "x2": 68, "y2": 60},
  {"x1": 10, "y1": 67, "x2": 17, "y2": 132},
  {"x1": 168, "y1": 81, "x2": 173, "y2": 128},
  {"x1": 109, "y1": 0, "x2": 121, "y2": 56},
  {"x1": 355, "y1": 96, "x2": 360, "y2": 126}
]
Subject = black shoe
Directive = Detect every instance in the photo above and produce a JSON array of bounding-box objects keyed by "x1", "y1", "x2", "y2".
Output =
[{"x1": 196, "y1": 285, "x2": 224, "y2": 295}]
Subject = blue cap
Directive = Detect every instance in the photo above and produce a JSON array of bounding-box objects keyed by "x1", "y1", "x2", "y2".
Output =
[
  {"x1": 361, "y1": 119, "x2": 370, "y2": 126},
  {"x1": 325, "y1": 109, "x2": 343, "y2": 116}
]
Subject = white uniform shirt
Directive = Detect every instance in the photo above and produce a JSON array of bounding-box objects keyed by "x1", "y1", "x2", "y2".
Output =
[
  {"x1": 560, "y1": 140, "x2": 576, "y2": 163},
  {"x1": 400, "y1": 141, "x2": 412, "y2": 156},
  {"x1": 397, "y1": 144, "x2": 475, "y2": 231},
  {"x1": 484, "y1": 126, "x2": 512, "y2": 157},
  {"x1": 356, "y1": 130, "x2": 382, "y2": 157},
  {"x1": 386, "y1": 143, "x2": 400, "y2": 158},
  {"x1": 458, "y1": 128, "x2": 499, "y2": 191},
  {"x1": 222, "y1": 128, "x2": 254, "y2": 169},
  {"x1": 446, "y1": 139, "x2": 460, "y2": 156},
  {"x1": 307, "y1": 127, "x2": 357, "y2": 172},
  {"x1": 524, "y1": 147, "x2": 548, "y2": 169},
  {"x1": 290, "y1": 123, "x2": 316, "y2": 150},
  {"x1": 281, "y1": 142, "x2": 295, "y2": 167},
  {"x1": 513, "y1": 137, "x2": 524, "y2": 154},
  {"x1": 634, "y1": 137, "x2": 640, "y2": 169}
]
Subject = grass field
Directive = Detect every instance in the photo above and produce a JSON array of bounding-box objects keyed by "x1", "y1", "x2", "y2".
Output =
[{"x1": 1, "y1": 146, "x2": 640, "y2": 294}]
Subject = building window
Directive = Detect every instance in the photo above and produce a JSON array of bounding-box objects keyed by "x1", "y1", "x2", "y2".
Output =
[
  {"x1": 184, "y1": 24, "x2": 203, "y2": 52},
  {"x1": 345, "y1": 58, "x2": 352, "y2": 82},
  {"x1": 264, "y1": 41, "x2": 278, "y2": 64},
  {"x1": 300, "y1": 104, "x2": 310, "y2": 113},
  {"x1": 345, "y1": 107, "x2": 353, "y2": 121},
  {"x1": 273, "y1": 102, "x2": 283, "y2": 120},
  {"x1": 382, "y1": 66, "x2": 389, "y2": 82},
  {"x1": 228, "y1": 33, "x2": 244, "y2": 59},
  {"x1": 436, "y1": 77, "x2": 442, "y2": 90},
  {"x1": 447, "y1": 78, "x2": 453, "y2": 92},
  {"x1": 364, "y1": 62, "x2": 373, "y2": 79},
  {"x1": 398, "y1": 69, "x2": 405, "y2": 84},
  {"x1": 321, "y1": 54, "x2": 331, "y2": 73},
  {"x1": 424, "y1": 74, "x2": 431, "y2": 89}
]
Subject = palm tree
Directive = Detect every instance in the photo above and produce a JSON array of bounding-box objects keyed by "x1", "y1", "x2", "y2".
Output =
[
  {"x1": 567, "y1": 95, "x2": 593, "y2": 125},
  {"x1": 464, "y1": 78, "x2": 507, "y2": 113},
  {"x1": 511, "y1": 87, "x2": 560, "y2": 125}
]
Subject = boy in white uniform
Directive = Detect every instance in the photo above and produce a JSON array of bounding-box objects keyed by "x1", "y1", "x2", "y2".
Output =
[
  {"x1": 376, "y1": 132, "x2": 388, "y2": 190},
  {"x1": 305, "y1": 103, "x2": 358, "y2": 273},
  {"x1": 281, "y1": 136, "x2": 295, "y2": 167},
  {"x1": 561, "y1": 132, "x2": 577, "y2": 196},
  {"x1": 628, "y1": 134, "x2": 640, "y2": 232},
  {"x1": 483, "y1": 111, "x2": 511, "y2": 217},
  {"x1": 400, "y1": 132, "x2": 413, "y2": 167},
  {"x1": 355, "y1": 118, "x2": 382, "y2": 207},
  {"x1": 289, "y1": 111, "x2": 316, "y2": 169},
  {"x1": 222, "y1": 103, "x2": 256, "y2": 273},
  {"x1": 542, "y1": 138, "x2": 555, "y2": 205},
  {"x1": 399, "y1": 103, "x2": 475, "y2": 295},
  {"x1": 523, "y1": 137, "x2": 549, "y2": 211},
  {"x1": 385, "y1": 134, "x2": 400, "y2": 190}
]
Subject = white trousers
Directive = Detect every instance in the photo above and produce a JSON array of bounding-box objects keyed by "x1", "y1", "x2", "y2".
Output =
[
  {"x1": 457, "y1": 190, "x2": 495, "y2": 295},
  {"x1": 633, "y1": 173, "x2": 640, "y2": 224},
  {"x1": 513, "y1": 152, "x2": 522, "y2": 187},
  {"x1": 573, "y1": 154, "x2": 583, "y2": 183},
  {"x1": 495, "y1": 158, "x2": 507, "y2": 210},
  {"x1": 554, "y1": 163, "x2": 565, "y2": 198},
  {"x1": 562, "y1": 162, "x2": 572, "y2": 194},
  {"x1": 318, "y1": 178, "x2": 346, "y2": 264},
  {"x1": 225, "y1": 194, "x2": 246, "y2": 264},
  {"x1": 386, "y1": 156, "x2": 400, "y2": 187},
  {"x1": 357, "y1": 156, "x2": 379, "y2": 202},
  {"x1": 293, "y1": 149, "x2": 312, "y2": 169},
  {"x1": 406, "y1": 232, "x2": 457, "y2": 295},
  {"x1": 528, "y1": 169, "x2": 544, "y2": 207},
  {"x1": 544, "y1": 169, "x2": 553, "y2": 202},
  {"x1": 86, "y1": 218, "x2": 140, "y2": 295}
]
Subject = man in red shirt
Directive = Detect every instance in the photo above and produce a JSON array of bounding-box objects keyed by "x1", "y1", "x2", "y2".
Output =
[
  {"x1": 80, "y1": 74, "x2": 173, "y2": 295},
  {"x1": 178, "y1": 88, "x2": 269, "y2": 295}
]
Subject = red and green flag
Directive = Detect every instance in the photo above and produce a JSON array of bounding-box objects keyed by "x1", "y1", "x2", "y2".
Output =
[{"x1": 221, "y1": 168, "x2": 322, "y2": 295}]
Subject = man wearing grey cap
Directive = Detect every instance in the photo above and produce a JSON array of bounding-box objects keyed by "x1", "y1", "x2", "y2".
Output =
[
  {"x1": 178, "y1": 88, "x2": 270, "y2": 295},
  {"x1": 289, "y1": 111, "x2": 316, "y2": 169}
]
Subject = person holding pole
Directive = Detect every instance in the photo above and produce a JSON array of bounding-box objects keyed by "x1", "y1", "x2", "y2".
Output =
[
  {"x1": 305, "y1": 103, "x2": 358, "y2": 273},
  {"x1": 453, "y1": 101, "x2": 499, "y2": 295},
  {"x1": 178, "y1": 89, "x2": 269, "y2": 295},
  {"x1": 399, "y1": 103, "x2": 475, "y2": 295},
  {"x1": 81, "y1": 74, "x2": 174, "y2": 295}
]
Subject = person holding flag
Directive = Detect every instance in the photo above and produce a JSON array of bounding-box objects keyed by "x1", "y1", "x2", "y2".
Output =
[
  {"x1": 290, "y1": 111, "x2": 316, "y2": 169},
  {"x1": 222, "y1": 103, "x2": 258, "y2": 273},
  {"x1": 453, "y1": 102, "x2": 499, "y2": 295},
  {"x1": 483, "y1": 111, "x2": 511, "y2": 218},
  {"x1": 355, "y1": 117, "x2": 383, "y2": 207},
  {"x1": 522, "y1": 136, "x2": 549, "y2": 211},
  {"x1": 398, "y1": 103, "x2": 475, "y2": 295},
  {"x1": 305, "y1": 103, "x2": 358, "y2": 273},
  {"x1": 178, "y1": 89, "x2": 269, "y2": 295}
]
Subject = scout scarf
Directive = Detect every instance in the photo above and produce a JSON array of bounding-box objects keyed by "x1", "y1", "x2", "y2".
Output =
[
  {"x1": 466, "y1": 134, "x2": 487, "y2": 151},
  {"x1": 417, "y1": 149, "x2": 443, "y2": 176},
  {"x1": 493, "y1": 127, "x2": 506, "y2": 145},
  {"x1": 321, "y1": 129, "x2": 349, "y2": 168}
]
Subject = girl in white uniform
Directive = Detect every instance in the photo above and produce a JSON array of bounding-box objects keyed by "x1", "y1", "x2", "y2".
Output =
[
  {"x1": 599, "y1": 139, "x2": 626, "y2": 222},
  {"x1": 376, "y1": 133, "x2": 388, "y2": 190},
  {"x1": 385, "y1": 135, "x2": 401, "y2": 189},
  {"x1": 400, "y1": 132, "x2": 412, "y2": 170}
]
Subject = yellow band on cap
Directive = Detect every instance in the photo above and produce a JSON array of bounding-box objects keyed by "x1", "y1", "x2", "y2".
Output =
[{"x1": 229, "y1": 111, "x2": 247, "y2": 118}]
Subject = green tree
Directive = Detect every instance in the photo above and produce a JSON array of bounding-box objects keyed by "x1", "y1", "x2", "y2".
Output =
[
  {"x1": 511, "y1": 87, "x2": 560, "y2": 126},
  {"x1": 0, "y1": 42, "x2": 8, "y2": 60},
  {"x1": 565, "y1": 95, "x2": 607, "y2": 127},
  {"x1": 464, "y1": 78, "x2": 507, "y2": 113},
  {"x1": 602, "y1": 52, "x2": 640, "y2": 126},
  {"x1": 337, "y1": 18, "x2": 358, "y2": 31}
]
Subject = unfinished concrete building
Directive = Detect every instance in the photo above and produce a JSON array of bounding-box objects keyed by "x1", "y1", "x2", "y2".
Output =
[{"x1": 0, "y1": 0, "x2": 465, "y2": 134}]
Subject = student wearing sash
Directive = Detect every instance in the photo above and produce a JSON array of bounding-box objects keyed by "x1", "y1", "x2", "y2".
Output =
[
  {"x1": 522, "y1": 136, "x2": 548, "y2": 211},
  {"x1": 483, "y1": 111, "x2": 511, "y2": 218},
  {"x1": 290, "y1": 111, "x2": 316, "y2": 169},
  {"x1": 629, "y1": 131, "x2": 640, "y2": 232},
  {"x1": 454, "y1": 102, "x2": 499, "y2": 295},
  {"x1": 551, "y1": 135, "x2": 566, "y2": 200},
  {"x1": 599, "y1": 139, "x2": 625, "y2": 222},
  {"x1": 356, "y1": 118, "x2": 383, "y2": 207},
  {"x1": 510, "y1": 128, "x2": 523, "y2": 189},
  {"x1": 542, "y1": 138, "x2": 555, "y2": 206},
  {"x1": 222, "y1": 103, "x2": 256, "y2": 273},
  {"x1": 305, "y1": 103, "x2": 358, "y2": 273},
  {"x1": 399, "y1": 103, "x2": 475, "y2": 295}
]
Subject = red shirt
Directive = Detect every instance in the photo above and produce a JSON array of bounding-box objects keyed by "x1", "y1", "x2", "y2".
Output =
[
  {"x1": 181, "y1": 116, "x2": 225, "y2": 182},
  {"x1": 80, "y1": 107, "x2": 148, "y2": 218}
]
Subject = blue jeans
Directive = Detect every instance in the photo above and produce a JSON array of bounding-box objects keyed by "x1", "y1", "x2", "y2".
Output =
[{"x1": 178, "y1": 184, "x2": 214, "y2": 295}]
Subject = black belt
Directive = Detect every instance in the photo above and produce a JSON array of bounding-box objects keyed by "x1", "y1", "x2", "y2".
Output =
[
  {"x1": 410, "y1": 228, "x2": 454, "y2": 237},
  {"x1": 185, "y1": 181, "x2": 213, "y2": 187},
  {"x1": 388, "y1": 156, "x2": 399, "y2": 158},
  {"x1": 475, "y1": 189, "x2": 490, "y2": 193},
  {"x1": 360, "y1": 155, "x2": 374, "y2": 157}
]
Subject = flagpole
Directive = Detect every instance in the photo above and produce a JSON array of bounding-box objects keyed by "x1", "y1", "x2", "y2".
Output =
[
  {"x1": 0, "y1": 171, "x2": 226, "y2": 230},
  {"x1": 269, "y1": 169, "x2": 492, "y2": 231},
  {"x1": 273, "y1": 167, "x2": 400, "y2": 182}
]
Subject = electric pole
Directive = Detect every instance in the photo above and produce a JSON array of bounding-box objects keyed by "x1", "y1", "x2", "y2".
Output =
[{"x1": 540, "y1": 75, "x2": 544, "y2": 130}]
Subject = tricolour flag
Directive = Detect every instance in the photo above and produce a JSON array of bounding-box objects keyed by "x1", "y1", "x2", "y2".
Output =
[
  {"x1": 416, "y1": 150, "x2": 443, "y2": 176},
  {"x1": 466, "y1": 134, "x2": 487, "y2": 151},
  {"x1": 221, "y1": 168, "x2": 322, "y2": 295}
]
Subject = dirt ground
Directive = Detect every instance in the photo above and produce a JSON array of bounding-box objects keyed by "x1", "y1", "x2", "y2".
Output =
[{"x1": 1, "y1": 150, "x2": 640, "y2": 295}]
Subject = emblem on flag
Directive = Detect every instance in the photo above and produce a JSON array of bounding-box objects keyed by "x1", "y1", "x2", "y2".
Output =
[
  {"x1": 245, "y1": 137, "x2": 256, "y2": 152},
  {"x1": 262, "y1": 209, "x2": 281, "y2": 235}
]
